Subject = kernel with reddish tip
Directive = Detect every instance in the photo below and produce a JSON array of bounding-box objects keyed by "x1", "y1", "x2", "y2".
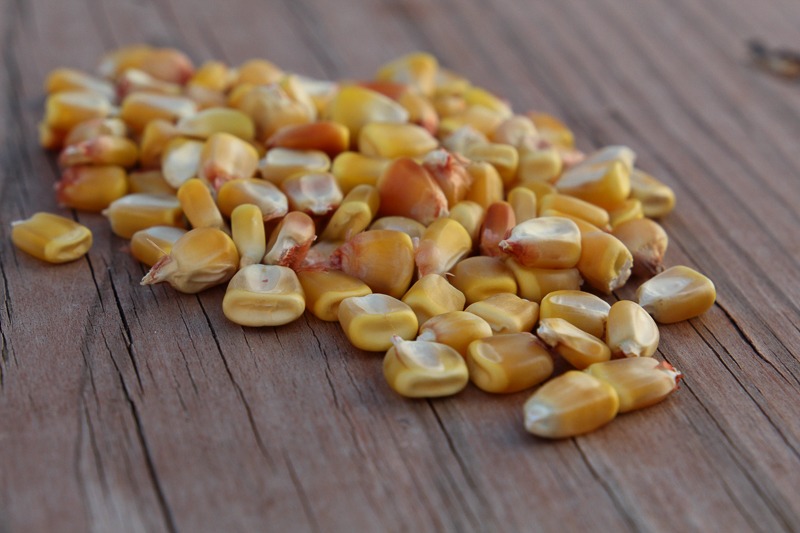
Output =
[
  {"x1": 332, "y1": 229, "x2": 415, "y2": 299},
  {"x1": 499, "y1": 216, "x2": 582, "y2": 269},
  {"x1": 264, "y1": 211, "x2": 316, "y2": 269},
  {"x1": 376, "y1": 158, "x2": 448, "y2": 225},
  {"x1": 56, "y1": 165, "x2": 128, "y2": 212},
  {"x1": 479, "y1": 201, "x2": 516, "y2": 257}
]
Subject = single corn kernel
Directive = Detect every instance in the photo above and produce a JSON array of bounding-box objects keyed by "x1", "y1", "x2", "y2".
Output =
[
  {"x1": 116, "y1": 68, "x2": 182, "y2": 98},
  {"x1": 402, "y1": 274, "x2": 466, "y2": 326},
  {"x1": 376, "y1": 158, "x2": 448, "y2": 225},
  {"x1": 383, "y1": 337, "x2": 469, "y2": 398},
  {"x1": 556, "y1": 160, "x2": 631, "y2": 210},
  {"x1": 505, "y1": 259, "x2": 583, "y2": 303},
  {"x1": 580, "y1": 145, "x2": 636, "y2": 172},
  {"x1": 463, "y1": 86, "x2": 512, "y2": 118},
  {"x1": 375, "y1": 52, "x2": 439, "y2": 97},
  {"x1": 463, "y1": 142, "x2": 519, "y2": 186},
  {"x1": 232, "y1": 84, "x2": 312, "y2": 142},
  {"x1": 278, "y1": 74, "x2": 319, "y2": 121},
  {"x1": 130, "y1": 226, "x2": 187, "y2": 266},
  {"x1": 499, "y1": 217, "x2": 582, "y2": 269},
  {"x1": 331, "y1": 151, "x2": 392, "y2": 193},
  {"x1": 606, "y1": 300, "x2": 660, "y2": 358},
  {"x1": 611, "y1": 218, "x2": 668, "y2": 277},
  {"x1": 45, "y1": 91, "x2": 113, "y2": 132},
  {"x1": 297, "y1": 270, "x2": 372, "y2": 322},
  {"x1": 319, "y1": 184, "x2": 380, "y2": 241},
  {"x1": 356, "y1": 80, "x2": 409, "y2": 101},
  {"x1": 368, "y1": 216, "x2": 427, "y2": 240},
  {"x1": 119, "y1": 93, "x2": 197, "y2": 133},
  {"x1": 415, "y1": 218, "x2": 472, "y2": 277},
  {"x1": 176, "y1": 108, "x2": 255, "y2": 141},
  {"x1": 629, "y1": 169, "x2": 676, "y2": 218},
  {"x1": 464, "y1": 161, "x2": 504, "y2": 209},
  {"x1": 45, "y1": 68, "x2": 116, "y2": 100},
  {"x1": 177, "y1": 179, "x2": 226, "y2": 231},
  {"x1": 102, "y1": 193, "x2": 184, "y2": 239},
  {"x1": 230, "y1": 204, "x2": 267, "y2": 268},
  {"x1": 58, "y1": 135, "x2": 138, "y2": 168},
  {"x1": 184, "y1": 84, "x2": 227, "y2": 110},
  {"x1": 128, "y1": 170, "x2": 175, "y2": 195},
  {"x1": 447, "y1": 201, "x2": 485, "y2": 243},
  {"x1": 538, "y1": 194, "x2": 610, "y2": 230},
  {"x1": 537, "y1": 318, "x2": 611, "y2": 369},
  {"x1": 64, "y1": 118, "x2": 128, "y2": 147},
  {"x1": 421, "y1": 149, "x2": 473, "y2": 208},
  {"x1": 188, "y1": 60, "x2": 233, "y2": 93},
  {"x1": 338, "y1": 294, "x2": 418, "y2": 351},
  {"x1": 527, "y1": 112, "x2": 575, "y2": 149},
  {"x1": 417, "y1": 311, "x2": 493, "y2": 358},
  {"x1": 577, "y1": 231, "x2": 633, "y2": 293},
  {"x1": 539, "y1": 290, "x2": 611, "y2": 339},
  {"x1": 55, "y1": 165, "x2": 128, "y2": 212},
  {"x1": 434, "y1": 67, "x2": 471, "y2": 97},
  {"x1": 516, "y1": 146, "x2": 563, "y2": 184},
  {"x1": 398, "y1": 91, "x2": 439, "y2": 133},
  {"x1": 258, "y1": 147, "x2": 331, "y2": 185},
  {"x1": 267, "y1": 121, "x2": 350, "y2": 157},
  {"x1": 11, "y1": 212, "x2": 92, "y2": 263},
  {"x1": 325, "y1": 85, "x2": 409, "y2": 141},
  {"x1": 449, "y1": 256, "x2": 517, "y2": 305},
  {"x1": 438, "y1": 106, "x2": 505, "y2": 138},
  {"x1": 479, "y1": 201, "x2": 516, "y2": 257},
  {"x1": 234, "y1": 58, "x2": 284, "y2": 86},
  {"x1": 441, "y1": 125, "x2": 488, "y2": 154},
  {"x1": 608, "y1": 199, "x2": 644, "y2": 229},
  {"x1": 140, "y1": 227, "x2": 238, "y2": 293},
  {"x1": 263, "y1": 211, "x2": 316, "y2": 269},
  {"x1": 95, "y1": 44, "x2": 155, "y2": 80},
  {"x1": 216, "y1": 178, "x2": 288, "y2": 221},
  {"x1": 432, "y1": 93, "x2": 467, "y2": 119},
  {"x1": 466, "y1": 333, "x2": 553, "y2": 393},
  {"x1": 331, "y1": 230, "x2": 415, "y2": 299},
  {"x1": 519, "y1": 180, "x2": 557, "y2": 201},
  {"x1": 506, "y1": 187, "x2": 538, "y2": 223},
  {"x1": 490, "y1": 115, "x2": 538, "y2": 147},
  {"x1": 222, "y1": 265, "x2": 305, "y2": 327},
  {"x1": 465, "y1": 293, "x2": 539, "y2": 334},
  {"x1": 139, "y1": 119, "x2": 180, "y2": 169},
  {"x1": 636, "y1": 266, "x2": 716, "y2": 323},
  {"x1": 294, "y1": 75, "x2": 339, "y2": 115},
  {"x1": 105, "y1": 46, "x2": 194, "y2": 84},
  {"x1": 523, "y1": 370, "x2": 619, "y2": 438},
  {"x1": 161, "y1": 138, "x2": 204, "y2": 189},
  {"x1": 358, "y1": 122, "x2": 439, "y2": 159},
  {"x1": 280, "y1": 172, "x2": 343, "y2": 216},
  {"x1": 584, "y1": 358, "x2": 682, "y2": 413},
  {"x1": 539, "y1": 209, "x2": 603, "y2": 235},
  {"x1": 198, "y1": 132, "x2": 260, "y2": 190}
]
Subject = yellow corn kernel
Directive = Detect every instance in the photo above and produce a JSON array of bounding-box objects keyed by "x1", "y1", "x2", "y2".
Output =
[
  {"x1": 605, "y1": 300, "x2": 660, "y2": 358},
  {"x1": 177, "y1": 179, "x2": 226, "y2": 231},
  {"x1": 448, "y1": 201, "x2": 485, "y2": 243},
  {"x1": 584, "y1": 358, "x2": 682, "y2": 413},
  {"x1": 368, "y1": 216, "x2": 427, "y2": 240},
  {"x1": 280, "y1": 172, "x2": 343, "y2": 216},
  {"x1": 128, "y1": 170, "x2": 176, "y2": 195},
  {"x1": 581, "y1": 145, "x2": 636, "y2": 172},
  {"x1": 463, "y1": 86, "x2": 512, "y2": 117},
  {"x1": 464, "y1": 161, "x2": 504, "y2": 209},
  {"x1": 376, "y1": 52, "x2": 438, "y2": 97},
  {"x1": 45, "y1": 68, "x2": 116, "y2": 100},
  {"x1": 537, "y1": 317, "x2": 611, "y2": 369},
  {"x1": 577, "y1": 231, "x2": 633, "y2": 293},
  {"x1": 64, "y1": 118, "x2": 128, "y2": 147},
  {"x1": 608, "y1": 199, "x2": 644, "y2": 229},
  {"x1": 102, "y1": 46, "x2": 193, "y2": 84},
  {"x1": 383, "y1": 338, "x2": 469, "y2": 398},
  {"x1": 523, "y1": 370, "x2": 619, "y2": 438},
  {"x1": 338, "y1": 294, "x2": 418, "y2": 351},
  {"x1": 264, "y1": 211, "x2": 316, "y2": 269},
  {"x1": 332, "y1": 229, "x2": 415, "y2": 299},
  {"x1": 230, "y1": 204, "x2": 266, "y2": 268},
  {"x1": 505, "y1": 259, "x2": 583, "y2": 303},
  {"x1": 38, "y1": 122, "x2": 67, "y2": 150},
  {"x1": 539, "y1": 290, "x2": 611, "y2": 339},
  {"x1": 629, "y1": 169, "x2": 676, "y2": 218},
  {"x1": 611, "y1": 218, "x2": 668, "y2": 277},
  {"x1": 140, "y1": 227, "x2": 238, "y2": 293},
  {"x1": 45, "y1": 91, "x2": 113, "y2": 132},
  {"x1": 94, "y1": 44, "x2": 151, "y2": 79},
  {"x1": 499, "y1": 216, "x2": 582, "y2": 269},
  {"x1": 376, "y1": 158, "x2": 448, "y2": 225},
  {"x1": 636, "y1": 265, "x2": 716, "y2": 323},
  {"x1": 117, "y1": 68, "x2": 182, "y2": 98},
  {"x1": 538, "y1": 209, "x2": 602, "y2": 235},
  {"x1": 139, "y1": 119, "x2": 180, "y2": 169},
  {"x1": 331, "y1": 151, "x2": 391, "y2": 193},
  {"x1": 463, "y1": 142, "x2": 519, "y2": 186},
  {"x1": 441, "y1": 125, "x2": 488, "y2": 154},
  {"x1": 433, "y1": 93, "x2": 467, "y2": 119},
  {"x1": 198, "y1": 132, "x2": 260, "y2": 190},
  {"x1": 222, "y1": 265, "x2": 305, "y2": 327},
  {"x1": 216, "y1": 178, "x2": 288, "y2": 221},
  {"x1": 56, "y1": 165, "x2": 129, "y2": 212},
  {"x1": 439, "y1": 106, "x2": 506, "y2": 138},
  {"x1": 449, "y1": 256, "x2": 517, "y2": 305},
  {"x1": 58, "y1": 135, "x2": 138, "y2": 168},
  {"x1": 258, "y1": 147, "x2": 331, "y2": 185},
  {"x1": 478, "y1": 202, "x2": 514, "y2": 259},
  {"x1": 421, "y1": 149, "x2": 473, "y2": 208},
  {"x1": 234, "y1": 59, "x2": 284, "y2": 86},
  {"x1": 416, "y1": 218, "x2": 472, "y2": 277},
  {"x1": 184, "y1": 84, "x2": 226, "y2": 110},
  {"x1": 319, "y1": 184, "x2": 379, "y2": 241},
  {"x1": 297, "y1": 270, "x2": 372, "y2": 322},
  {"x1": 267, "y1": 121, "x2": 350, "y2": 157},
  {"x1": 516, "y1": 146, "x2": 563, "y2": 184},
  {"x1": 161, "y1": 138, "x2": 204, "y2": 188},
  {"x1": 232, "y1": 84, "x2": 312, "y2": 142},
  {"x1": 467, "y1": 333, "x2": 553, "y2": 393},
  {"x1": 358, "y1": 122, "x2": 439, "y2": 160},
  {"x1": 527, "y1": 112, "x2": 575, "y2": 149},
  {"x1": 188, "y1": 60, "x2": 233, "y2": 93},
  {"x1": 417, "y1": 311, "x2": 493, "y2": 357},
  {"x1": 11, "y1": 212, "x2": 92, "y2": 263},
  {"x1": 176, "y1": 108, "x2": 255, "y2": 141},
  {"x1": 398, "y1": 91, "x2": 439, "y2": 134},
  {"x1": 434, "y1": 67, "x2": 471, "y2": 97},
  {"x1": 102, "y1": 193, "x2": 184, "y2": 239},
  {"x1": 490, "y1": 115, "x2": 538, "y2": 147},
  {"x1": 278, "y1": 74, "x2": 318, "y2": 120},
  {"x1": 325, "y1": 85, "x2": 409, "y2": 141},
  {"x1": 130, "y1": 226, "x2": 187, "y2": 266},
  {"x1": 465, "y1": 293, "x2": 539, "y2": 334},
  {"x1": 402, "y1": 274, "x2": 466, "y2": 326},
  {"x1": 294, "y1": 75, "x2": 339, "y2": 115},
  {"x1": 556, "y1": 160, "x2": 631, "y2": 210},
  {"x1": 506, "y1": 187, "x2": 538, "y2": 223},
  {"x1": 119, "y1": 93, "x2": 197, "y2": 133},
  {"x1": 538, "y1": 193, "x2": 610, "y2": 230},
  {"x1": 519, "y1": 180, "x2": 557, "y2": 201}
]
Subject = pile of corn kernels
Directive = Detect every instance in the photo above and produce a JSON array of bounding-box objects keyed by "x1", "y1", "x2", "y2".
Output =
[{"x1": 12, "y1": 45, "x2": 717, "y2": 438}]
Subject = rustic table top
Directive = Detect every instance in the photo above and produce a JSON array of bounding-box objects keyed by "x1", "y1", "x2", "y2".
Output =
[{"x1": 2, "y1": 0, "x2": 799, "y2": 531}]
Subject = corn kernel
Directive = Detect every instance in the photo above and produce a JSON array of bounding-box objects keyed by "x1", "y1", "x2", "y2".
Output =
[
  {"x1": 230, "y1": 204, "x2": 266, "y2": 268},
  {"x1": 319, "y1": 184, "x2": 379, "y2": 241},
  {"x1": 376, "y1": 158, "x2": 448, "y2": 225},
  {"x1": 422, "y1": 149, "x2": 473, "y2": 208},
  {"x1": 45, "y1": 68, "x2": 116, "y2": 100},
  {"x1": 176, "y1": 108, "x2": 255, "y2": 141},
  {"x1": 102, "y1": 193, "x2": 184, "y2": 239},
  {"x1": 383, "y1": 338, "x2": 469, "y2": 398},
  {"x1": 376, "y1": 52, "x2": 439, "y2": 97},
  {"x1": 611, "y1": 218, "x2": 668, "y2": 277},
  {"x1": 516, "y1": 146, "x2": 564, "y2": 184},
  {"x1": 490, "y1": 115, "x2": 537, "y2": 147},
  {"x1": 119, "y1": 93, "x2": 197, "y2": 133},
  {"x1": 466, "y1": 333, "x2": 553, "y2": 393},
  {"x1": 264, "y1": 211, "x2": 316, "y2": 269},
  {"x1": 325, "y1": 85, "x2": 409, "y2": 141},
  {"x1": 556, "y1": 159, "x2": 631, "y2": 210},
  {"x1": 297, "y1": 270, "x2": 372, "y2": 322},
  {"x1": 402, "y1": 274, "x2": 466, "y2": 326},
  {"x1": 332, "y1": 229, "x2": 415, "y2": 299},
  {"x1": 539, "y1": 290, "x2": 611, "y2": 339},
  {"x1": 398, "y1": 91, "x2": 439, "y2": 134},
  {"x1": 117, "y1": 68, "x2": 182, "y2": 98},
  {"x1": 58, "y1": 135, "x2": 138, "y2": 168},
  {"x1": 161, "y1": 138, "x2": 204, "y2": 189},
  {"x1": 438, "y1": 106, "x2": 505, "y2": 138},
  {"x1": 45, "y1": 91, "x2": 113, "y2": 132},
  {"x1": 11, "y1": 212, "x2": 92, "y2": 263},
  {"x1": 140, "y1": 119, "x2": 180, "y2": 169},
  {"x1": 636, "y1": 266, "x2": 716, "y2": 323},
  {"x1": 465, "y1": 293, "x2": 539, "y2": 334},
  {"x1": 216, "y1": 178, "x2": 288, "y2": 221},
  {"x1": 280, "y1": 172, "x2": 343, "y2": 216},
  {"x1": 222, "y1": 265, "x2": 305, "y2": 327},
  {"x1": 198, "y1": 132, "x2": 260, "y2": 190},
  {"x1": 605, "y1": 300, "x2": 660, "y2": 358},
  {"x1": 463, "y1": 142, "x2": 519, "y2": 186},
  {"x1": 449, "y1": 256, "x2": 517, "y2": 305},
  {"x1": 233, "y1": 85, "x2": 312, "y2": 142},
  {"x1": 64, "y1": 118, "x2": 128, "y2": 147},
  {"x1": 188, "y1": 60, "x2": 233, "y2": 93},
  {"x1": 234, "y1": 58, "x2": 283, "y2": 86},
  {"x1": 441, "y1": 125, "x2": 488, "y2": 154},
  {"x1": 417, "y1": 311, "x2": 493, "y2": 357},
  {"x1": 464, "y1": 161, "x2": 504, "y2": 208},
  {"x1": 130, "y1": 225, "x2": 187, "y2": 266},
  {"x1": 258, "y1": 148, "x2": 331, "y2": 185},
  {"x1": 339, "y1": 294, "x2": 418, "y2": 351},
  {"x1": 128, "y1": 170, "x2": 175, "y2": 195},
  {"x1": 358, "y1": 122, "x2": 438, "y2": 159},
  {"x1": 505, "y1": 259, "x2": 583, "y2": 303},
  {"x1": 368, "y1": 216, "x2": 427, "y2": 240},
  {"x1": 538, "y1": 193, "x2": 610, "y2": 230},
  {"x1": 577, "y1": 231, "x2": 633, "y2": 293},
  {"x1": 499, "y1": 216, "x2": 582, "y2": 269},
  {"x1": 506, "y1": 187, "x2": 538, "y2": 223},
  {"x1": 267, "y1": 121, "x2": 350, "y2": 157},
  {"x1": 177, "y1": 179, "x2": 226, "y2": 231},
  {"x1": 331, "y1": 151, "x2": 391, "y2": 193},
  {"x1": 56, "y1": 165, "x2": 129, "y2": 212},
  {"x1": 447, "y1": 201, "x2": 485, "y2": 243},
  {"x1": 537, "y1": 317, "x2": 611, "y2": 369},
  {"x1": 416, "y1": 218, "x2": 472, "y2": 277},
  {"x1": 584, "y1": 358, "x2": 682, "y2": 413},
  {"x1": 527, "y1": 112, "x2": 575, "y2": 149},
  {"x1": 518, "y1": 180, "x2": 557, "y2": 201},
  {"x1": 629, "y1": 169, "x2": 676, "y2": 218},
  {"x1": 479, "y1": 201, "x2": 516, "y2": 257},
  {"x1": 608, "y1": 199, "x2": 644, "y2": 229}
]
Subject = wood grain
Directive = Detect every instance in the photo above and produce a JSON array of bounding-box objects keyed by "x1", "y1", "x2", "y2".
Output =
[{"x1": 1, "y1": 0, "x2": 799, "y2": 531}]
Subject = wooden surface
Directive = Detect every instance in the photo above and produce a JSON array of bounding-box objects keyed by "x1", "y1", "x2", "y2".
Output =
[{"x1": 1, "y1": 0, "x2": 799, "y2": 531}]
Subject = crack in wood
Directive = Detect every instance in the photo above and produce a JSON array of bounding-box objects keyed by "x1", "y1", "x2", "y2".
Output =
[{"x1": 282, "y1": 449, "x2": 321, "y2": 533}]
